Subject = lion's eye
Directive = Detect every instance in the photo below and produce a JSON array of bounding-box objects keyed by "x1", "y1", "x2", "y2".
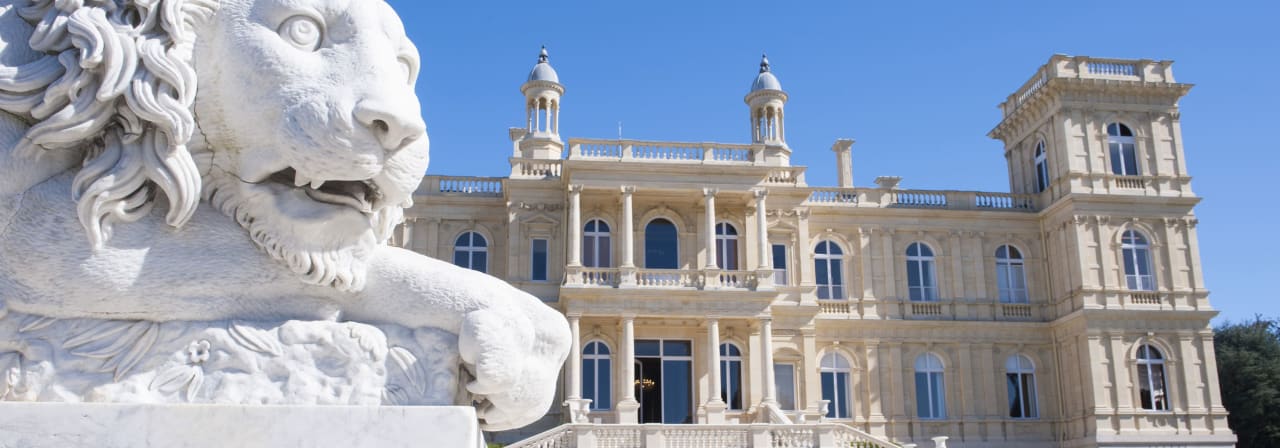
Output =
[
  {"x1": 397, "y1": 55, "x2": 415, "y2": 84},
  {"x1": 278, "y1": 15, "x2": 323, "y2": 51}
]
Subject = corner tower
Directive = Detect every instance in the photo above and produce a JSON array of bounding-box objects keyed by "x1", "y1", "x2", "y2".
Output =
[
  {"x1": 745, "y1": 54, "x2": 790, "y2": 166},
  {"x1": 518, "y1": 46, "x2": 564, "y2": 160}
]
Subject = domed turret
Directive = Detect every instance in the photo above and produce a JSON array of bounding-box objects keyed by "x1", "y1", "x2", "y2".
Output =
[
  {"x1": 750, "y1": 54, "x2": 782, "y2": 92},
  {"x1": 527, "y1": 47, "x2": 560, "y2": 83},
  {"x1": 515, "y1": 46, "x2": 566, "y2": 162},
  {"x1": 745, "y1": 53, "x2": 790, "y2": 165}
]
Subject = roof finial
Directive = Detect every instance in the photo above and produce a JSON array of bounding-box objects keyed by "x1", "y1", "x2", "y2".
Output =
[
  {"x1": 538, "y1": 46, "x2": 549, "y2": 64},
  {"x1": 759, "y1": 53, "x2": 770, "y2": 73}
]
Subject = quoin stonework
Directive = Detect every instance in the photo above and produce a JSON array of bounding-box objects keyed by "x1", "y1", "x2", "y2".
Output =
[{"x1": 394, "y1": 50, "x2": 1235, "y2": 448}]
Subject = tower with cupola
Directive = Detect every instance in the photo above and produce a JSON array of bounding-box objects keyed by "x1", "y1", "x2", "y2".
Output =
[
  {"x1": 745, "y1": 54, "x2": 791, "y2": 166},
  {"x1": 517, "y1": 47, "x2": 565, "y2": 160}
]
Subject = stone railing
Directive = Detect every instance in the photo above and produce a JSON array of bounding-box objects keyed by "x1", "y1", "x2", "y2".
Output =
[
  {"x1": 765, "y1": 168, "x2": 806, "y2": 186},
  {"x1": 818, "y1": 301, "x2": 852, "y2": 315},
  {"x1": 424, "y1": 176, "x2": 504, "y2": 197},
  {"x1": 851, "y1": 298, "x2": 1048, "y2": 322},
  {"x1": 568, "y1": 138, "x2": 760, "y2": 165},
  {"x1": 578, "y1": 267, "x2": 621, "y2": 287},
  {"x1": 717, "y1": 270, "x2": 756, "y2": 289},
  {"x1": 505, "y1": 423, "x2": 900, "y2": 448},
  {"x1": 801, "y1": 188, "x2": 1037, "y2": 212},
  {"x1": 635, "y1": 269, "x2": 702, "y2": 288},
  {"x1": 1000, "y1": 303, "x2": 1033, "y2": 318},
  {"x1": 1002, "y1": 55, "x2": 1176, "y2": 116},
  {"x1": 512, "y1": 159, "x2": 563, "y2": 179},
  {"x1": 1109, "y1": 175, "x2": 1148, "y2": 190},
  {"x1": 1128, "y1": 291, "x2": 1163, "y2": 306}
]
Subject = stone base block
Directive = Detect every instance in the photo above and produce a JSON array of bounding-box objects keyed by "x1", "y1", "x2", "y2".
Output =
[{"x1": 0, "y1": 403, "x2": 483, "y2": 448}]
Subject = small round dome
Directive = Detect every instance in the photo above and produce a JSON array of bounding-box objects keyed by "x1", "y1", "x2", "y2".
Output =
[
  {"x1": 750, "y1": 54, "x2": 782, "y2": 92},
  {"x1": 527, "y1": 47, "x2": 560, "y2": 83}
]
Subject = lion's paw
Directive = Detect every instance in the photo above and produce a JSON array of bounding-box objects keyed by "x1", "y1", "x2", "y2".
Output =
[{"x1": 458, "y1": 306, "x2": 569, "y2": 430}]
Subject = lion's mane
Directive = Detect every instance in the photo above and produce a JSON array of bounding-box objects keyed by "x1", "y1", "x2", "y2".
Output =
[{"x1": 0, "y1": 0, "x2": 217, "y2": 248}]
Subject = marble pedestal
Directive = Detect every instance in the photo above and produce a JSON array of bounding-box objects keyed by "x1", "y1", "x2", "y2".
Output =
[{"x1": 0, "y1": 403, "x2": 483, "y2": 448}]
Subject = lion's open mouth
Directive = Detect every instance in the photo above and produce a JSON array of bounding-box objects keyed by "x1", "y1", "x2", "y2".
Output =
[{"x1": 267, "y1": 168, "x2": 382, "y2": 214}]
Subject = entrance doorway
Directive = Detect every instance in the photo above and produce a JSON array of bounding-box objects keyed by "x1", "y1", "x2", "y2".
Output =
[{"x1": 634, "y1": 339, "x2": 693, "y2": 424}]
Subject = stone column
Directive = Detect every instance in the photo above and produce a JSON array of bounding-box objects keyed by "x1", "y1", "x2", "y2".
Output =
[
  {"x1": 564, "y1": 314, "x2": 591, "y2": 423},
  {"x1": 706, "y1": 318, "x2": 726, "y2": 423},
  {"x1": 753, "y1": 190, "x2": 773, "y2": 290},
  {"x1": 620, "y1": 186, "x2": 637, "y2": 287},
  {"x1": 761, "y1": 317, "x2": 777, "y2": 406},
  {"x1": 567, "y1": 185, "x2": 583, "y2": 267},
  {"x1": 703, "y1": 188, "x2": 719, "y2": 269},
  {"x1": 617, "y1": 315, "x2": 640, "y2": 423}
]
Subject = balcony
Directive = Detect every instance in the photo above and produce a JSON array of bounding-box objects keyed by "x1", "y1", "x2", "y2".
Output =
[
  {"x1": 802, "y1": 188, "x2": 1037, "y2": 212},
  {"x1": 568, "y1": 138, "x2": 762, "y2": 165},
  {"x1": 566, "y1": 267, "x2": 765, "y2": 291},
  {"x1": 814, "y1": 297, "x2": 1046, "y2": 321}
]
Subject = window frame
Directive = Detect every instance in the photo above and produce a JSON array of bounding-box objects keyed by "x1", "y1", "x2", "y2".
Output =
[
  {"x1": 1136, "y1": 344, "x2": 1169, "y2": 411},
  {"x1": 996, "y1": 245, "x2": 1029, "y2": 303},
  {"x1": 583, "y1": 340, "x2": 613, "y2": 411},
  {"x1": 814, "y1": 240, "x2": 845, "y2": 300},
  {"x1": 1121, "y1": 230, "x2": 1155, "y2": 291},
  {"x1": 715, "y1": 222, "x2": 740, "y2": 271},
  {"x1": 1034, "y1": 139, "x2": 1050, "y2": 192},
  {"x1": 452, "y1": 231, "x2": 488, "y2": 273},
  {"x1": 1005, "y1": 354, "x2": 1039, "y2": 419},
  {"x1": 771, "y1": 243, "x2": 789, "y2": 286},
  {"x1": 819, "y1": 352, "x2": 853, "y2": 419},
  {"x1": 906, "y1": 242, "x2": 939, "y2": 302},
  {"x1": 583, "y1": 219, "x2": 612, "y2": 268},
  {"x1": 719, "y1": 342, "x2": 744, "y2": 411},
  {"x1": 530, "y1": 238, "x2": 549, "y2": 282},
  {"x1": 1107, "y1": 123, "x2": 1140, "y2": 176},
  {"x1": 914, "y1": 353, "x2": 947, "y2": 420}
]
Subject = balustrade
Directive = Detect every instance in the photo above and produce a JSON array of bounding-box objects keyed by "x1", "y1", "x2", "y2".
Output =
[
  {"x1": 435, "y1": 176, "x2": 503, "y2": 196},
  {"x1": 1111, "y1": 175, "x2": 1148, "y2": 190},
  {"x1": 819, "y1": 301, "x2": 851, "y2": 315},
  {"x1": 717, "y1": 270, "x2": 756, "y2": 289},
  {"x1": 635, "y1": 269, "x2": 701, "y2": 288},
  {"x1": 1128, "y1": 292, "x2": 1163, "y2": 305},
  {"x1": 578, "y1": 267, "x2": 620, "y2": 287},
  {"x1": 891, "y1": 191, "x2": 947, "y2": 208},
  {"x1": 513, "y1": 159, "x2": 563, "y2": 178},
  {"x1": 1000, "y1": 303, "x2": 1033, "y2": 318},
  {"x1": 806, "y1": 188, "x2": 858, "y2": 205},
  {"x1": 507, "y1": 423, "x2": 898, "y2": 448}
]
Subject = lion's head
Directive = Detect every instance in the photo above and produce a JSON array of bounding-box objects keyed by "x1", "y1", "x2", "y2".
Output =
[{"x1": 0, "y1": 0, "x2": 430, "y2": 291}]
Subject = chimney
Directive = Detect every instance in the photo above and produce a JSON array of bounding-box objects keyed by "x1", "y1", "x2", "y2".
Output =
[{"x1": 831, "y1": 139, "x2": 855, "y2": 188}]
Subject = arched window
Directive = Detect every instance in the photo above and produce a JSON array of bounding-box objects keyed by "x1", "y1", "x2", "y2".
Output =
[
  {"x1": 996, "y1": 245, "x2": 1028, "y2": 303},
  {"x1": 1006, "y1": 355, "x2": 1038, "y2": 419},
  {"x1": 915, "y1": 353, "x2": 946, "y2": 419},
  {"x1": 1136, "y1": 344, "x2": 1168, "y2": 411},
  {"x1": 1107, "y1": 123, "x2": 1139, "y2": 176},
  {"x1": 583, "y1": 341, "x2": 612, "y2": 411},
  {"x1": 906, "y1": 243, "x2": 938, "y2": 301},
  {"x1": 583, "y1": 219, "x2": 612, "y2": 268},
  {"x1": 453, "y1": 232, "x2": 487, "y2": 273},
  {"x1": 1122, "y1": 230, "x2": 1155, "y2": 291},
  {"x1": 814, "y1": 241, "x2": 844, "y2": 300},
  {"x1": 820, "y1": 352, "x2": 852, "y2": 419},
  {"x1": 1034, "y1": 140, "x2": 1050, "y2": 192},
  {"x1": 720, "y1": 343, "x2": 743, "y2": 410},
  {"x1": 715, "y1": 223, "x2": 739, "y2": 270},
  {"x1": 644, "y1": 219, "x2": 679, "y2": 269}
]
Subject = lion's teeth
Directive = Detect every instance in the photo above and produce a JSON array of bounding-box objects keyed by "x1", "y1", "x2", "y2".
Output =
[
  {"x1": 310, "y1": 179, "x2": 325, "y2": 189},
  {"x1": 294, "y1": 173, "x2": 309, "y2": 187}
]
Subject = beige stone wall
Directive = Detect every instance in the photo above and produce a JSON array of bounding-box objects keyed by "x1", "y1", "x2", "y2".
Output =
[{"x1": 401, "y1": 55, "x2": 1232, "y2": 448}]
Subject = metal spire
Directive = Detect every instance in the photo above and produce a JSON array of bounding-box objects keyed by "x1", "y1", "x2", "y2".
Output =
[
  {"x1": 538, "y1": 46, "x2": 549, "y2": 64},
  {"x1": 759, "y1": 53, "x2": 770, "y2": 73}
]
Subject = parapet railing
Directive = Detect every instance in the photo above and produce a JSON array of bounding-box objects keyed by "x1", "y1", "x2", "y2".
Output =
[
  {"x1": 803, "y1": 188, "x2": 1036, "y2": 212},
  {"x1": 813, "y1": 297, "x2": 1045, "y2": 322},
  {"x1": 421, "y1": 176, "x2": 505, "y2": 197},
  {"x1": 1002, "y1": 55, "x2": 1177, "y2": 116},
  {"x1": 568, "y1": 138, "x2": 761, "y2": 165},
  {"x1": 506, "y1": 423, "x2": 901, "y2": 448}
]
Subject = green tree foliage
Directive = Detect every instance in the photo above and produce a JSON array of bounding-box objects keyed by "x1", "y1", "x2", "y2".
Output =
[{"x1": 1214, "y1": 316, "x2": 1280, "y2": 447}]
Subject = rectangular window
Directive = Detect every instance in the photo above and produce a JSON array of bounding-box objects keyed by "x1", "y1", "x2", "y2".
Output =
[
  {"x1": 915, "y1": 372, "x2": 946, "y2": 419},
  {"x1": 772, "y1": 244, "x2": 788, "y2": 285},
  {"x1": 1007, "y1": 373, "x2": 1038, "y2": 418},
  {"x1": 774, "y1": 363, "x2": 797, "y2": 411},
  {"x1": 531, "y1": 238, "x2": 548, "y2": 282}
]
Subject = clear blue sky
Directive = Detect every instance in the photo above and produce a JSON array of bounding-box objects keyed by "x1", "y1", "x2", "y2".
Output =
[{"x1": 385, "y1": 0, "x2": 1278, "y2": 325}]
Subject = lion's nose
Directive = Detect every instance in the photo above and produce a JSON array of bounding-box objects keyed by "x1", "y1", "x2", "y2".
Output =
[{"x1": 354, "y1": 100, "x2": 426, "y2": 152}]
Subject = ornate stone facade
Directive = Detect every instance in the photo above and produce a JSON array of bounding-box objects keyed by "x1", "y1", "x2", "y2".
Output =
[{"x1": 398, "y1": 52, "x2": 1234, "y2": 447}]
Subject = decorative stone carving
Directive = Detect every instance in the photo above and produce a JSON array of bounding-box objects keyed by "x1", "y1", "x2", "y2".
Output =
[{"x1": 0, "y1": 0, "x2": 569, "y2": 431}]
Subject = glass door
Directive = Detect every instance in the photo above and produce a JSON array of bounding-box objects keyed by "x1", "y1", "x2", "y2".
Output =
[{"x1": 635, "y1": 339, "x2": 693, "y2": 424}]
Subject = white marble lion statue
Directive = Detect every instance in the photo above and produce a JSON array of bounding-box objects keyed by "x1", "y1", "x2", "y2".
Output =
[{"x1": 0, "y1": 0, "x2": 569, "y2": 431}]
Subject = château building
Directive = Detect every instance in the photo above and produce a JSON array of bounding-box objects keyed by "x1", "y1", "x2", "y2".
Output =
[{"x1": 394, "y1": 48, "x2": 1236, "y2": 448}]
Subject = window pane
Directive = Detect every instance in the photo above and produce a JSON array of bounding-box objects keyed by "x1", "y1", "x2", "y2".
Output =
[
  {"x1": 772, "y1": 245, "x2": 787, "y2": 269},
  {"x1": 1151, "y1": 365, "x2": 1167, "y2": 410},
  {"x1": 635, "y1": 340, "x2": 661, "y2": 357},
  {"x1": 931, "y1": 373, "x2": 946, "y2": 418},
  {"x1": 1110, "y1": 143, "x2": 1123, "y2": 174},
  {"x1": 816, "y1": 259, "x2": 830, "y2": 286},
  {"x1": 600, "y1": 236, "x2": 612, "y2": 268},
  {"x1": 997, "y1": 265, "x2": 1011, "y2": 302},
  {"x1": 915, "y1": 373, "x2": 932, "y2": 418},
  {"x1": 453, "y1": 250, "x2": 467, "y2": 267},
  {"x1": 725, "y1": 240, "x2": 739, "y2": 270},
  {"x1": 532, "y1": 239, "x2": 548, "y2": 281},
  {"x1": 921, "y1": 261, "x2": 935, "y2": 288},
  {"x1": 775, "y1": 364, "x2": 796, "y2": 410},
  {"x1": 830, "y1": 260, "x2": 843, "y2": 289},
  {"x1": 1139, "y1": 365, "x2": 1153, "y2": 410},
  {"x1": 1123, "y1": 145, "x2": 1138, "y2": 175},
  {"x1": 583, "y1": 359, "x2": 596, "y2": 407},
  {"x1": 1022, "y1": 373, "x2": 1038, "y2": 418},
  {"x1": 644, "y1": 220, "x2": 679, "y2": 269},
  {"x1": 821, "y1": 372, "x2": 836, "y2": 418},
  {"x1": 663, "y1": 340, "x2": 692, "y2": 357},
  {"x1": 907, "y1": 261, "x2": 921, "y2": 288},
  {"x1": 1007, "y1": 373, "x2": 1021, "y2": 418},
  {"x1": 472, "y1": 252, "x2": 487, "y2": 273},
  {"x1": 662, "y1": 360, "x2": 692, "y2": 424},
  {"x1": 836, "y1": 372, "x2": 850, "y2": 418}
]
